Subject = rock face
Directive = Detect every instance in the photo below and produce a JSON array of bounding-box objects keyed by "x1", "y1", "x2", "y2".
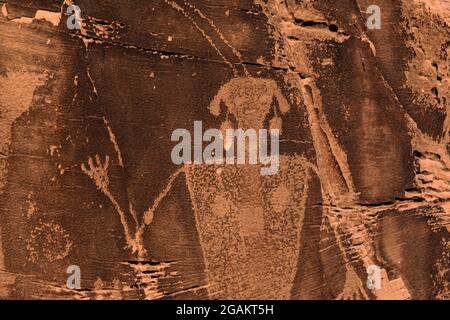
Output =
[{"x1": 0, "y1": 0, "x2": 448, "y2": 300}]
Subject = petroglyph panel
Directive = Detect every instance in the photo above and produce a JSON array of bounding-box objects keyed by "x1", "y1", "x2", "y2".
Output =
[{"x1": 0, "y1": 0, "x2": 448, "y2": 299}]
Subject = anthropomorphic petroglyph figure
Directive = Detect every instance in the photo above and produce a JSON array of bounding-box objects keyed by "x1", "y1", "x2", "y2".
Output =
[{"x1": 183, "y1": 76, "x2": 314, "y2": 299}]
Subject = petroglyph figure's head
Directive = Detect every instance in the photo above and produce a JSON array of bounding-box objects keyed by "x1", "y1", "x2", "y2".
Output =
[{"x1": 209, "y1": 77, "x2": 290, "y2": 131}]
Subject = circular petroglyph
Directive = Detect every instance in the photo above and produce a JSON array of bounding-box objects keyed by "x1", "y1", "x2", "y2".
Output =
[{"x1": 26, "y1": 220, "x2": 73, "y2": 263}]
